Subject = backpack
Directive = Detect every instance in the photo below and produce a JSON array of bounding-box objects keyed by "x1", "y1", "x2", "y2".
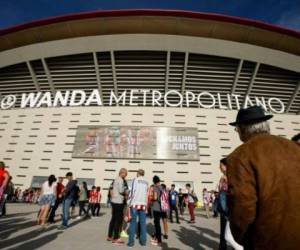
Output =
[{"x1": 160, "y1": 190, "x2": 170, "y2": 212}]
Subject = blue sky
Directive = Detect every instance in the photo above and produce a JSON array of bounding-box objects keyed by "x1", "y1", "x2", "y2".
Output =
[{"x1": 0, "y1": 0, "x2": 300, "y2": 31}]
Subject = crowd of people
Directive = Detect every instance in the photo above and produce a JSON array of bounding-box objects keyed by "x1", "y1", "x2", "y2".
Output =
[
  {"x1": 106, "y1": 168, "x2": 203, "y2": 246},
  {"x1": 0, "y1": 164, "x2": 217, "y2": 247},
  {"x1": 0, "y1": 179, "x2": 44, "y2": 205},
  {"x1": 1, "y1": 105, "x2": 300, "y2": 250}
]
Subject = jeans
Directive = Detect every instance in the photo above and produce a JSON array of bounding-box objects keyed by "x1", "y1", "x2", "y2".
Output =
[
  {"x1": 62, "y1": 198, "x2": 73, "y2": 226},
  {"x1": 213, "y1": 199, "x2": 219, "y2": 217},
  {"x1": 108, "y1": 203, "x2": 125, "y2": 239},
  {"x1": 153, "y1": 211, "x2": 162, "y2": 243},
  {"x1": 128, "y1": 208, "x2": 146, "y2": 246}
]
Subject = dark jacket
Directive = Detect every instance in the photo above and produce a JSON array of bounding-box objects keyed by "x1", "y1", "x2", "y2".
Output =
[
  {"x1": 226, "y1": 133, "x2": 300, "y2": 250},
  {"x1": 64, "y1": 180, "x2": 78, "y2": 200}
]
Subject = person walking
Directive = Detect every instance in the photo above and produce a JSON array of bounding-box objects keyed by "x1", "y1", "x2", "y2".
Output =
[
  {"x1": 59, "y1": 172, "x2": 77, "y2": 229},
  {"x1": 127, "y1": 169, "x2": 148, "y2": 247},
  {"x1": 107, "y1": 168, "x2": 128, "y2": 245},
  {"x1": 48, "y1": 177, "x2": 64, "y2": 223},
  {"x1": 0, "y1": 161, "x2": 10, "y2": 217},
  {"x1": 227, "y1": 105, "x2": 300, "y2": 250},
  {"x1": 169, "y1": 184, "x2": 180, "y2": 224},
  {"x1": 151, "y1": 175, "x2": 163, "y2": 246},
  {"x1": 37, "y1": 175, "x2": 57, "y2": 226},
  {"x1": 186, "y1": 183, "x2": 197, "y2": 223},
  {"x1": 77, "y1": 181, "x2": 88, "y2": 219}
]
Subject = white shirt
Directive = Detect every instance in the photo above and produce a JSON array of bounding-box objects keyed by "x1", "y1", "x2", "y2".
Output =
[
  {"x1": 42, "y1": 181, "x2": 57, "y2": 195},
  {"x1": 127, "y1": 176, "x2": 148, "y2": 207}
]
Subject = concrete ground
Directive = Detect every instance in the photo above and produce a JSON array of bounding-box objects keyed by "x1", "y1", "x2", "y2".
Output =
[{"x1": 0, "y1": 203, "x2": 220, "y2": 250}]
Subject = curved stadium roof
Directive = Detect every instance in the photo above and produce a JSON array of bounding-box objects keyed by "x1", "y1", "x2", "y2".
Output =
[{"x1": 0, "y1": 9, "x2": 299, "y2": 113}]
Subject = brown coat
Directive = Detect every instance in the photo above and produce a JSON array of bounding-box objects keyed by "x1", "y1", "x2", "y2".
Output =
[{"x1": 226, "y1": 133, "x2": 300, "y2": 250}]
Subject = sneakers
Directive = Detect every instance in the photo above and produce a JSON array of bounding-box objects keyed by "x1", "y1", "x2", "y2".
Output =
[
  {"x1": 120, "y1": 230, "x2": 128, "y2": 238},
  {"x1": 112, "y1": 238, "x2": 125, "y2": 245},
  {"x1": 76, "y1": 216, "x2": 81, "y2": 220},
  {"x1": 106, "y1": 237, "x2": 113, "y2": 241}
]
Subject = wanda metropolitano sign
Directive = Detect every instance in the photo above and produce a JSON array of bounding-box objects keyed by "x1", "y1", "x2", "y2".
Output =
[{"x1": 0, "y1": 89, "x2": 285, "y2": 113}]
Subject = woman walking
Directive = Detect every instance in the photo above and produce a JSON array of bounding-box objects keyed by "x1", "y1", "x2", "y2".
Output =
[
  {"x1": 37, "y1": 175, "x2": 57, "y2": 226},
  {"x1": 77, "y1": 182, "x2": 88, "y2": 219}
]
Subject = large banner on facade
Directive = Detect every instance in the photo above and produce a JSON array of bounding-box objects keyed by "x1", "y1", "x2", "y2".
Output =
[{"x1": 72, "y1": 126, "x2": 199, "y2": 161}]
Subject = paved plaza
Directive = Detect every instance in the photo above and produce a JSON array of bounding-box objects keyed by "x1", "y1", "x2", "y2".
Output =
[{"x1": 0, "y1": 203, "x2": 220, "y2": 250}]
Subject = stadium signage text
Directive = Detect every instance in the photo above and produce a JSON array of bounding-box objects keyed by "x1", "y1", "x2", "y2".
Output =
[{"x1": 0, "y1": 89, "x2": 285, "y2": 113}]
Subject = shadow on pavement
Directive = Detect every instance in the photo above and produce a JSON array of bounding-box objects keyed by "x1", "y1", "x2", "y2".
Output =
[
  {"x1": 172, "y1": 224, "x2": 219, "y2": 250},
  {"x1": 0, "y1": 209, "x2": 90, "y2": 250},
  {"x1": 161, "y1": 242, "x2": 181, "y2": 250},
  {"x1": 0, "y1": 219, "x2": 36, "y2": 240},
  {"x1": 1, "y1": 211, "x2": 37, "y2": 219},
  {"x1": 6, "y1": 231, "x2": 63, "y2": 250}
]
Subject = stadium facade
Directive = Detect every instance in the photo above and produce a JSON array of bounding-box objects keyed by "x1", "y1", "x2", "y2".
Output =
[{"x1": 0, "y1": 9, "x2": 299, "y2": 196}]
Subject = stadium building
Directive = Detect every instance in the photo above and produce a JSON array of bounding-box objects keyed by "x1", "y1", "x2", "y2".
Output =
[{"x1": 0, "y1": 9, "x2": 299, "y2": 195}]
